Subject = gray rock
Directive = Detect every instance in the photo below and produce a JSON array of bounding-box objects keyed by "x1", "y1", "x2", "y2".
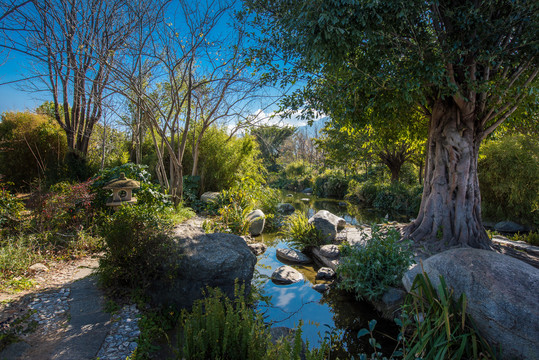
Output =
[
  {"x1": 150, "y1": 232, "x2": 256, "y2": 309},
  {"x1": 276, "y1": 248, "x2": 311, "y2": 264},
  {"x1": 277, "y1": 203, "x2": 295, "y2": 215},
  {"x1": 302, "y1": 188, "x2": 313, "y2": 193},
  {"x1": 248, "y1": 242, "x2": 267, "y2": 255},
  {"x1": 29, "y1": 263, "x2": 49, "y2": 273},
  {"x1": 311, "y1": 247, "x2": 339, "y2": 271},
  {"x1": 286, "y1": 194, "x2": 293, "y2": 197},
  {"x1": 381, "y1": 287, "x2": 406, "y2": 307},
  {"x1": 247, "y1": 209, "x2": 265, "y2": 236},
  {"x1": 271, "y1": 265, "x2": 304, "y2": 284},
  {"x1": 316, "y1": 267, "x2": 336, "y2": 280},
  {"x1": 301, "y1": 198, "x2": 310, "y2": 202},
  {"x1": 312, "y1": 283, "x2": 330, "y2": 293},
  {"x1": 319, "y1": 244, "x2": 340, "y2": 259},
  {"x1": 494, "y1": 220, "x2": 526, "y2": 233},
  {"x1": 308, "y1": 210, "x2": 338, "y2": 242},
  {"x1": 200, "y1": 191, "x2": 220, "y2": 203},
  {"x1": 402, "y1": 248, "x2": 539, "y2": 360}
]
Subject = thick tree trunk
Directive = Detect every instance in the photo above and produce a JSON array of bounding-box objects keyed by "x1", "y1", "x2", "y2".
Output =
[{"x1": 405, "y1": 99, "x2": 491, "y2": 251}]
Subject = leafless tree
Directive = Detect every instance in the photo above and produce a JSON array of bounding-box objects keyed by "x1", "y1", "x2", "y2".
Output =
[{"x1": 2, "y1": 0, "x2": 157, "y2": 156}]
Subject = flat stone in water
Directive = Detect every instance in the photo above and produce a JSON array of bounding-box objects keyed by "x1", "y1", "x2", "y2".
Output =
[
  {"x1": 271, "y1": 265, "x2": 304, "y2": 284},
  {"x1": 276, "y1": 248, "x2": 311, "y2": 264}
]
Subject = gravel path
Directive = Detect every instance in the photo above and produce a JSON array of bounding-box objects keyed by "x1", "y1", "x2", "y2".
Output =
[{"x1": 0, "y1": 258, "x2": 142, "y2": 360}]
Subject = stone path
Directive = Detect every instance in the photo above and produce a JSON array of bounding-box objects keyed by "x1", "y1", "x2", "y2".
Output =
[{"x1": 0, "y1": 260, "x2": 141, "y2": 360}]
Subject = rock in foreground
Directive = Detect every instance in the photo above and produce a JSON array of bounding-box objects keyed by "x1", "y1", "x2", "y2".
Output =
[
  {"x1": 149, "y1": 231, "x2": 256, "y2": 309},
  {"x1": 403, "y1": 248, "x2": 539, "y2": 360}
]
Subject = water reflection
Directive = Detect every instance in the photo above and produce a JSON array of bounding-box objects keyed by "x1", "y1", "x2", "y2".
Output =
[{"x1": 254, "y1": 234, "x2": 398, "y2": 357}]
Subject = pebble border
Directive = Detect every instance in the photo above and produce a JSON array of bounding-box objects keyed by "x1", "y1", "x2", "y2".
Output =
[{"x1": 26, "y1": 287, "x2": 141, "y2": 360}]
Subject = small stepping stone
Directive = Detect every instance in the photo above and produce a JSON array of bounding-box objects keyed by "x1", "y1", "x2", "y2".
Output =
[
  {"x1": 312, "y1": 284, "x2": 330, "y2": 293},
  {"x1": 276, "y1": 248, "x2": 311, "y2": 264},
  {"x1": 316, "y1": 267, "x2": 336, "y2": 280},
  {"x1": 271, "y1": 265, "x2": 303, "y2": 284}
]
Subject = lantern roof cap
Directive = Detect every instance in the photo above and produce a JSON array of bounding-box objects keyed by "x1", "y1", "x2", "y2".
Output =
[{"x1": 102, "y1": 173, "x2": 140, "y2": 189}]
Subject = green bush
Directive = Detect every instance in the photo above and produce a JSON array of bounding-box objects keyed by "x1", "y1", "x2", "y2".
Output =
[
  {"x1": 0, "y1": 111, "x2": 67, "y2": 188},
  {"x1": 98, "y1": 205, "x2": 175, "y2": 291},
  {"x1": 176, "y1": 286, "x2": 329, "y2": 360},
  {"x1": 510, "y1": 231, "x2": 539, "y2": 246},
  {"x1": 92, "y1": 163, "x2": 171, "y2": 211},
  {"x1": 0, "y1": 181, "x2": 25, "y2": 233},
  {"x1": 336, "y1": 225, "x2": 414, "y2": 301},
  {"x1": 479, "y1": 135, "x2": 539, "y2": 226},
  {"x1": 181, "y1": 126, "x2": 265, "y2": 193},
  {"x1": 281, "y1": 212, "x2": 324, "y2": 251},
  {"x1": 206, "y1": 178, "x2": 281, "y2": 235},
  {"x1": 347, "y1": 180, "x2": 422, "y2": 215},
  {"x1": 314, "y1": 170, "x2": 349, "y2": 199}
]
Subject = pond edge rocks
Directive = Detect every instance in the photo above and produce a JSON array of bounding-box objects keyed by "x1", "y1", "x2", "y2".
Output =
[{"x1": 276, "y1": 248, "x2": 311, "y2": 264}]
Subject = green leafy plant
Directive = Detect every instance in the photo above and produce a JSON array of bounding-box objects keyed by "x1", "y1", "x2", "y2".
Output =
[
  {"x1": 92, "y1": 163, "x2": 172, "y2": 211},
  {"x1": 336, "y1": 225, "x2": 414, "y2": 301},
  {"x1": 347, "y1": 180, "x2": 422, "y2": 216},
  {"x1": 511, "y1": 231, "x2": 539, "y2": 246},
  {"x1": 398, "y1": 272, "x2": 497, "y2": 359},
  {"x1": 98, "y1": 205, "x2": 175, "y2": 292},
  {"x1": 355, "y1": 273, "x2": 497, "y2": 360},
  {"x1": 0, "y1": 181, "x2": 25, "y2": 233},
  {"x1": 281, "y1": 212, "x2": 324, "y2": 251},
  {"x1": 176, "y1": 285, "x2": 329, "y2": 360},
  {"x1": 479, "y1": 135, "x2": 539, "y2": 227}
]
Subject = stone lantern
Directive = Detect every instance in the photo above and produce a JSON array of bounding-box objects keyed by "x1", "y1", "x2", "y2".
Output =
[{"x1": 103, "y1": 172, "x2": 140, "y2": 210}]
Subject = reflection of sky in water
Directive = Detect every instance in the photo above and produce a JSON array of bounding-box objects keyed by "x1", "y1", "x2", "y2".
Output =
[
  {"x1": 253, "y1": 191, "x2": 402, "y2": 353},
  {"x1": 255, "y1": 239, "x2": 337, "y2": 346}
]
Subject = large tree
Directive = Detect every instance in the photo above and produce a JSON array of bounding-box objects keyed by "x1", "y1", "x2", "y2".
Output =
[{"x1": 247, "y1": 0, "x2": 538, "y2": 251}]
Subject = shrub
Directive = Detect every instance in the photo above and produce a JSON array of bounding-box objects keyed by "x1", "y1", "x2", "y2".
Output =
[
  {"x1": 0, "y1": 234, "x2": 44, "y2": 283},
  {"x1": 281, "y1": 212, "x2": 324, "y2": 251},
  {"x1": 314, "y1": 170, "x2": 349, "y2": 198},
  {"x1": 181, "y1": 126, "x2": 265, "y2": 193},
  {"x1": 0, "y1": 111, "x2": 67, "y2": 188},
  {"x1": 347, "y1": 180, "x2": 422, "y2": 216},
  {"x1": 0, "y1": 181, "x2": 25, "y2": 233},
  {"x1": 336, "y1": 225, "x2": 414, "y2": 301},
  {"x1": 479, "y1": 135, "x2": 539, "y2": 226},
  {"x1": 98, "y1": 205, "x2": 175, "y2": 291},
  {"x1": 34, "y1": 179, "x2": 96, "y2": 233},
  {"x1": 207, "y1": 178, "x2": 281, "y2": 235},
  {"x1": 176, "y1": 286, "x2": 329, "y2": 360},
  {"x1": 92, "y1": 163, "x2": 171, "y2": 211},
  {"x1": 510, "y1": 231, "x2": 539, "y2": 246}
]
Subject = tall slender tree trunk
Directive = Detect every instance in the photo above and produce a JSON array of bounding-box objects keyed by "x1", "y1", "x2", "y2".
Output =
[{"x1": 405, "y1": 98, "x2": 491, "y2": 251}]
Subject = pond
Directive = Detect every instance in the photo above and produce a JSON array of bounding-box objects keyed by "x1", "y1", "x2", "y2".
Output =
[{"x1": 252, "y1": 191, "x2": 407, "y2": 358}]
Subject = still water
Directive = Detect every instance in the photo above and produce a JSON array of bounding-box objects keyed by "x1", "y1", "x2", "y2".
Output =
[{"x1": 252, "y1": 191, "x2": 404, "y2": 357}]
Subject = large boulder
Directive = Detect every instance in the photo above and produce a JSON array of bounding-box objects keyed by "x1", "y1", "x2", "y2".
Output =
[
  {"x1": 247, "y1": 209, "x2": 265, "y2": 236},
  {"x1": 308, "y1": 210, "x2": 341, "y2": 242},
  {"x1": 149, "y1": 231, "x2": 256, "y2": 309},
  {"x1": 271, "y1": 265, "x2": 304, "y2": 284},
  {"x1": 276, "y1": 248, "x2": 311, "y2": 264},
  {"x1": 200, "y1": 191, "x2": 220, "y2": 203},
  {"x1": 402, "y1": 248, "x2": 539, "y2": 360},
  {"x1": 494, "y1": 220, "x2": 527, "y2": 234}
]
